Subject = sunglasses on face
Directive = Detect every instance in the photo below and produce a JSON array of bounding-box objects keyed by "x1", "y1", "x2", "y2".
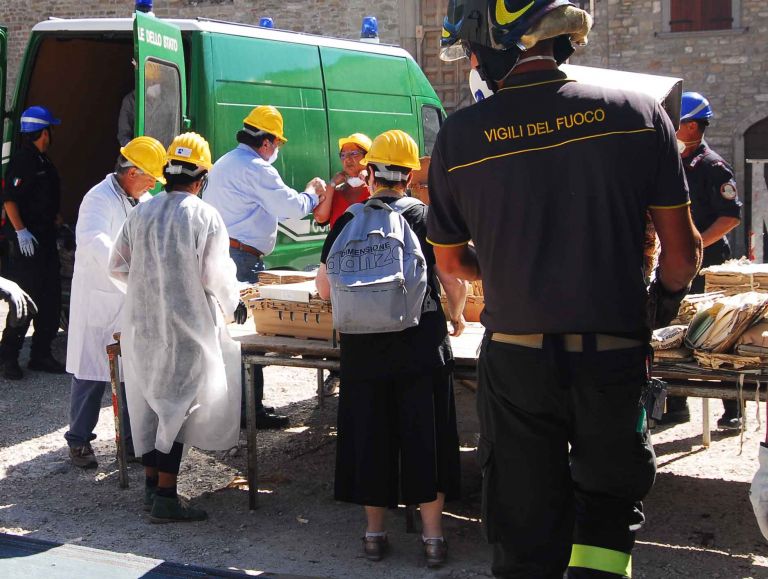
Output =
[{"x1": 339, "y1": 150, "x2": 364, "y2": 160}]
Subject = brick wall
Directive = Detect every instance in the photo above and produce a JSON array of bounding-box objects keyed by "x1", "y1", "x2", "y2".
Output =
[
  {"x1": 571, "y1": 0, "x2": 768, "y2": 174},
  {"x1": 1, "y1": 0, "x2": 400, "y2": 108}
]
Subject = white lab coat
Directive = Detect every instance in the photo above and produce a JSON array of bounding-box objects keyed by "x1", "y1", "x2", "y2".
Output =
[
  {"x1": 751, "y1": 443, "x2": 768, "y2": 541},
  {"x1": 109, "y1": 191, "x2": 241, "y2": 455},
  {"x1": 66, "y1": 174, "x2": 150, "y2": 381}
]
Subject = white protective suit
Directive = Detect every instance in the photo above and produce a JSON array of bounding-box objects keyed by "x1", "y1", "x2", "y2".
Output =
[
  {"x1": 751, "y1": 443, "x2": 768, "y2": 541},
  {"x1": 66, "y1": 174, "x2": 150, "y2": 380},
  {"x1": 109, "y1": 191, "x2": 242, "y2": 456}
]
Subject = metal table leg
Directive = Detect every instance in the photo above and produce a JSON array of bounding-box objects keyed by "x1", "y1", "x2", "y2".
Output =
[
  {"x1": 245, "y1": 362, "x2": 259, "y2": 509},
  {"x1": 702, "y1": 398, "x2": 711, "y2": 448},
  {"x1": 317, "y1": 369, "x2": 325, "y2": 408}
]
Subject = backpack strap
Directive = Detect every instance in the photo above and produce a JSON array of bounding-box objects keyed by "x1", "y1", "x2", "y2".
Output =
[{"x1": 389, "y1": 196, "x2": 424, "y2": 215}]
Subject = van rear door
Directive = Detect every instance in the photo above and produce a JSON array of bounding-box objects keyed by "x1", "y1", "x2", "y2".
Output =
[
  {"x1": 133, "y1": 12, "x2": 186, "y2": 149},
  {"x1": 0, "y1": 25, "x2": 8, "y2": 176}
]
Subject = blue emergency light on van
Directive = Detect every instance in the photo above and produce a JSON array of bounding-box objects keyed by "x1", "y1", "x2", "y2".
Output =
[
  {"x1": 135, "y1": 0, "x2": 153, "y2": 13},
  {"x1": 361, "y1": 17, "x2": 378, "y2": 40},
  {"x1": 259, "y1": 17, "x2": 274, "y2": 29}
]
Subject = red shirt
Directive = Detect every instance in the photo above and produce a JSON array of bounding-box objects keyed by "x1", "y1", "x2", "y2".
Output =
[{"x1": 328, "y1": 184, "x2": 369, "y2": 227}]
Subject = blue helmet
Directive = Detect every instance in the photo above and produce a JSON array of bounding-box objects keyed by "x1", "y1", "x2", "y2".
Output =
[
  {"x1": 20, "y1": 106, "x2": 61, "y2": 133},
  {"x1": 680, "y1": 92, "x2": 713, "y2": 122}
]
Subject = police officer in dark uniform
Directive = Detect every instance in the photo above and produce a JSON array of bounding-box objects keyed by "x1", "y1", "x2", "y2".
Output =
[
  {"x1": 428, "y1": 2, "x2": 702, "y2": 577},
  {"x1": 663, "y1": 92, "x2": 743, "y2": 428},
  {"x1": 0, "y1": 106, "x2": 66, "y2": 379}
]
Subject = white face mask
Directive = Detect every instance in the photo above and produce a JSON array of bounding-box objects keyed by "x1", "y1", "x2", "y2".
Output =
[
  {"x1": 469, "y1": 69, "x2": 494, "y2": 102},
  {"x1": 677, "y1": 139, "x2": 686, "y2": 155},
  {"x1": 146, "y1": 83, "x2": 161, "y2": 99},
  {"x1": 346, "y1": 176, "x2": 365, "y2": 188},
  {"x1": 267, "y1": 147, "x2": 279, "y2": 165}
]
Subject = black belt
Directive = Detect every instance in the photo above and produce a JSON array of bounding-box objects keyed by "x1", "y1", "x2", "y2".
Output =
[
  {"x1": 229, "y1": 238, "x2": 263, "y2": 259},
  {"x1": 490, "y1": 333, "x2": 644, "y2": 352}
]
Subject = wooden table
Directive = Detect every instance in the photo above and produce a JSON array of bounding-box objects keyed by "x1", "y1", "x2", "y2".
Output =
[
  {"x1": 236, "y1": 325, "x2": 767, "y2": 506},
  {"x1": 235, "y1": 323, "x2": 484, "y2": 509},
  {"x1": 653, "y1": 363, "x2": 768, "y2": 447}
]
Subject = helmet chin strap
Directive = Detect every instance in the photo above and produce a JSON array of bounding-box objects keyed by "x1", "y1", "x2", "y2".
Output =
[{"x1": 513, "y1": 55, "x2": 557, "y2": 69}]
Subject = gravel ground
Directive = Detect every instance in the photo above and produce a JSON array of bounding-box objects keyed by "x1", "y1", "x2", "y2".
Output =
[{"x1": 1, "y1": 324, "x2": 767, "y2": 578}]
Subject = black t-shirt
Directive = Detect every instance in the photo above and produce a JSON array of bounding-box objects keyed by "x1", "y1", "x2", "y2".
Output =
[
  {"x1": 321, "y1": 194, "x2": 452, "y2": 380},
  {"x1": 427, "y1": 69, "x2": 689, "y2": 335},
  {"x1": 2, "y1": 143, "x2": 61, "y2": 243},
  {"x1": 685, "y1": 143, "x2": 741, "y2": 264}
]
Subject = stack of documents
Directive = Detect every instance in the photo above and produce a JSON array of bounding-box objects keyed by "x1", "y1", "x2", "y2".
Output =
[
  {"x1": 702, "y1": 259, "x2": 768, "y2": 294},
  {"x1": 685, "y1": 292, "x2": 768, "y2": 353},
  {"x1": 258, "y1": 270, "x2": 317, "y2": 285}
]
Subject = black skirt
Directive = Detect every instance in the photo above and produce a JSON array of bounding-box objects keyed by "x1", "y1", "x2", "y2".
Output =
[{"x1": 334, "y1": 364, "x2": 461, "y2": 508}]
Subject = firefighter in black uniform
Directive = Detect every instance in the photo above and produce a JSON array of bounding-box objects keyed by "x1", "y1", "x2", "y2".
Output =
[
  {"x1": 663, "y1": 91, "x2": 743, "y2": 428},
  {"x1": 427, "y1": 2, "x2": 702, "y2": 577},
  {"x1": 0, "y1": 106, "x2": 66, "y2": 379}
]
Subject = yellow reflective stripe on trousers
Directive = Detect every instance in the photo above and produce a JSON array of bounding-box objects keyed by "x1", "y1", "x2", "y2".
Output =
[{"x1": 569, "y1": 544, "x2": 632, "y2": 577}]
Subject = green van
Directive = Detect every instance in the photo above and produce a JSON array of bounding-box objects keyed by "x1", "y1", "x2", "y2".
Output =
[{"x1": 0, "y1": 12, "x2": 445, "y2": 270}]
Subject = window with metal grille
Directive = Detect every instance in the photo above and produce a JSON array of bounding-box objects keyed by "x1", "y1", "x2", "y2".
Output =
[{"x1": 670, "y1": 0, "x2": 733, "y2": 32}]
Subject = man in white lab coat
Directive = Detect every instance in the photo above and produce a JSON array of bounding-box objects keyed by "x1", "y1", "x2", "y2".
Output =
[
  {"x1": 109, "y1": 132, "x2": 247, "y2": 523},
  {"x1": 65, "y1": 136, "x2": 167, "y2": 469}
]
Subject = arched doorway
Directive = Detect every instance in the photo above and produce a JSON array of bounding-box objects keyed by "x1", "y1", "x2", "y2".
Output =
[{"x1": 744, "y1": 116, "x2": 768, "y2": 262}]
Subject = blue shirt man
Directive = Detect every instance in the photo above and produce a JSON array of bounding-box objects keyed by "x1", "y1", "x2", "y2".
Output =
[
  {"x1": 205, "y1": 105, "x2": 324, "y2": 284},
  {"x1": 204, "y1": 105, "x2": 324, "y2": 429}
]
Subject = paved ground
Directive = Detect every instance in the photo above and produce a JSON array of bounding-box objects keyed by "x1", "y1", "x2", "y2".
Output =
[{"x1": 0, "y1": 306, "x2": 766, "y2": 577}]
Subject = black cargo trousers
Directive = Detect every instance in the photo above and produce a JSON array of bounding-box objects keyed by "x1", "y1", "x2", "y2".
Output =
[
  {"x1": 0, "y1": 237, "x2": 61, "y2": 363},
  {"x1": 477, "y1": 333, "x2": 656, "y2": 579}
]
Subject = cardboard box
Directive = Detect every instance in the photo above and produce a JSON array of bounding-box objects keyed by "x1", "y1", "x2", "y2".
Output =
[{"x1": 248, "y1": 298, "x2": 333, "y2": 341}]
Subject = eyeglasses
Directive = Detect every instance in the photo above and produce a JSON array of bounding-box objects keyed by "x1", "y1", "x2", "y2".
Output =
[{"x1": 339, "y1": 150, "x2": 364, "y2": 160}]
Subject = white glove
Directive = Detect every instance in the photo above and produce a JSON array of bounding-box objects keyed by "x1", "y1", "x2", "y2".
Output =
[
  {"x1": 0, "y1": 276, "x2": 38, "y2": 327},
  {"x1": 750, "y1": 443, "x2": 768, "y2": 541},
  {"x1": 16, "y1": 228, "x2": 38, "y2": 257}
]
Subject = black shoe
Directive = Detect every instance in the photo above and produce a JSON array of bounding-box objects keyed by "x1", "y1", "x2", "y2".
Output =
[
  {"x1": 3, "y1": 359, "x2": 23, "y2": 380},
  {"x1": 661, "y1": 403, "x2": 690, "y2": 424},
  {"x1": 69, "y1": 444, "x2": 98, "y2": 469},
  {"x1": 717, "y1": 414, "x2": 743, "y2": 430},
  {"x1": 254, "y1": 410, "x2": 289, "y2": 429},
  {"x1": 322, "y1": 373, "x2": 340, "y2": 397},
  {"x1": 28, "y1": 355, "x2": 66, "y2": 374}
]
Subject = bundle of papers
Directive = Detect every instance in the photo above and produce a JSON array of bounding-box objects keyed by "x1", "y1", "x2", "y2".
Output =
[
  {"x1": 258, "y1": 270, "x2": 317, "y2": 285},
  {"x1": 702, "y1": 259, "x2": 768, "y2": 294},
  {"x1": 685, "y1": 292, "x2": 768, "y2": 353},
  {"x1": 693, "y1": 351, "x2": 763, "y2": 370},
  {"x1": 256, "y1": 281, "x2": 320, "y2": 303},
  {"x1": 651, "y1": 325, "x2": 687, "y2": 350},
  {"x1": 672, "y1": 292, "x2": 723, "y2": 325}
]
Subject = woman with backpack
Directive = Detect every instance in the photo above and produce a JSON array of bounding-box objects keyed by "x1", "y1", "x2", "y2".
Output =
[{"x1": 315, "y1": 129, "x2": 467, "y2": 568}]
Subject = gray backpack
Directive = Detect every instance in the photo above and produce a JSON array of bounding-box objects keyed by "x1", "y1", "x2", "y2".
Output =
[{"x1": 326, "y1": 196, "x2": 435, "y2": 334}]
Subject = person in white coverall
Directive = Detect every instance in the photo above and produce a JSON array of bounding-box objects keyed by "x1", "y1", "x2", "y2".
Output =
[
  {"x1": 65, "y1": 136, "x2": 167, "y2": 469},
  {"x1": 109, "y1": 132, "x2": 248, "y2": 523}
]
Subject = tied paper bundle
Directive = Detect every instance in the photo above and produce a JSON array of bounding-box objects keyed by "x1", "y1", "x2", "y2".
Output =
[
  {"x1": 685, "y1": 292, "x2": 768, "y2": 354},
  {"x1": 672, "y1": 292, "x2": 723, "y2": 325},
  {"x1": 703, "y1": 259, "x2": 768, "y2": 295},
  {"x1": 651, "y1": 325, "x2": 687, "y2": 350},
  {"x1": 258, "y1": 270, "x2": 317, "y2": 286}
]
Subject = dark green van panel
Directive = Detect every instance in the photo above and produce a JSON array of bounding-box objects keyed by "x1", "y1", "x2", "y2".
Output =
[
  {"x1": 208, "y1": 32, "x2": 330, "y2": 192},
  {"x1": 320, "y1": 46, "x2": 418, "y2": 161}
]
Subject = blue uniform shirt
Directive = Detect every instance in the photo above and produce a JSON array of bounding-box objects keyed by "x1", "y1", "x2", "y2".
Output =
[{"x1": 204, "y1": 144, "x2": 318, "y2": 255}]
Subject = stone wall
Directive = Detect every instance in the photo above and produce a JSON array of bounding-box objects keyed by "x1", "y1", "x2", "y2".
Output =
[
  {"x1": 572, "y1": 0, "x2": 768, "y2": 176},
  {"x1": 1, "y1": 0, "x2": 400, "y2": 107}
]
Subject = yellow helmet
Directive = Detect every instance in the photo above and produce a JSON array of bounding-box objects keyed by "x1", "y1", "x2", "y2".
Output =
[
  {"x1": 120, "y1": 136, "x2": 167, "y2": 185},
  {"x1": 166, "y1": 132, "x2": 213, "y2": 171},
  {"x1": 243, "y1": 105, "x2": 287, "y2": 143},
  {"x1": 338, "y1": 132, "x2": 372, "y2": 153},
  {"x1": 361, "y1": 130, "x2": 421, "y2": 170}
]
